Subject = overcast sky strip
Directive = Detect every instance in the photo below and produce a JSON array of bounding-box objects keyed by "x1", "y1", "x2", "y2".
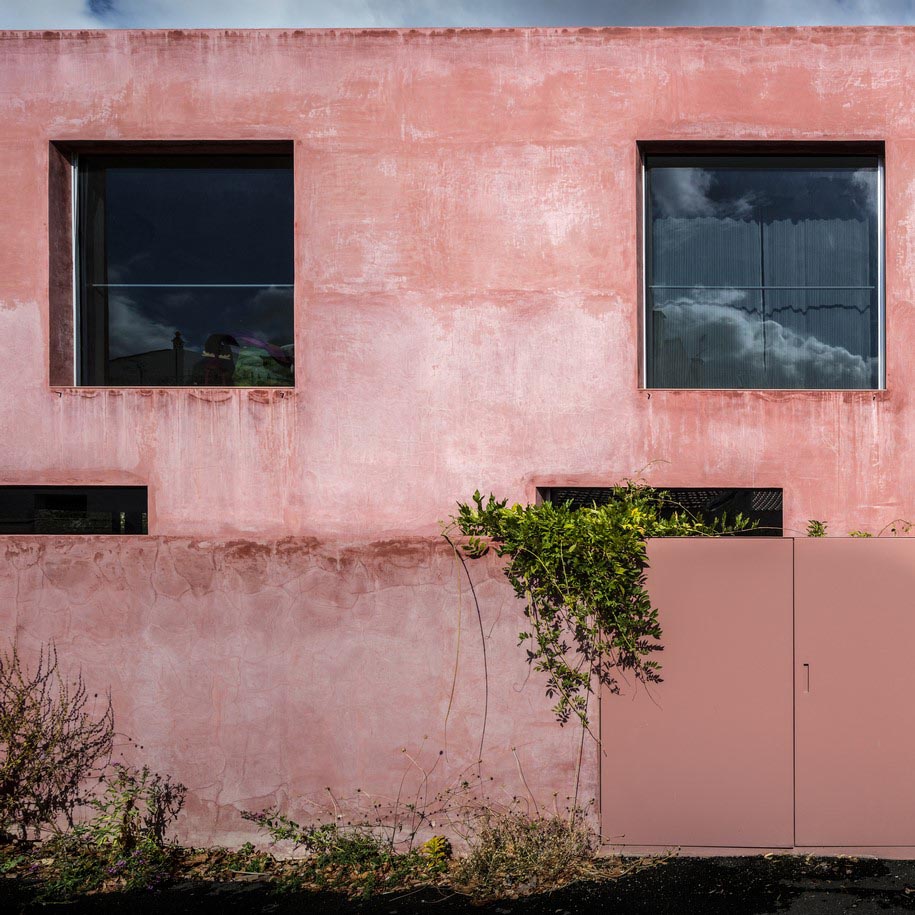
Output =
[{"x1": 3, "y1": 0, "x2": 915, "y2": 30}]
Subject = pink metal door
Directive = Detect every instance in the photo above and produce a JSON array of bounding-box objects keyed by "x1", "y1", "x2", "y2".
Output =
[
  {"x1": 795, "y1": 539, "x2": 915, "y2": 846},
  {"x1": 600, "y1": 538, "x2": 794, "y2": 847}
]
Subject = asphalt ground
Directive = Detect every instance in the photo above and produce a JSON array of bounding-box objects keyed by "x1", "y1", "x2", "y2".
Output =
[{"x1": 6, "y1": 855, "x2": 915, "y2": 913}]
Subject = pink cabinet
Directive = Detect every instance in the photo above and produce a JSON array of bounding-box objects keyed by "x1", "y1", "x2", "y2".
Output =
[
  {"x1": 600, "y1": 538, "x2": 794, "y2": 848},
  {"x1": 795, "y1": 538, "x2": 915, "y2": 846},
  {"x1": 601, "y1": 538, "x2": 915, "y2": 850}
]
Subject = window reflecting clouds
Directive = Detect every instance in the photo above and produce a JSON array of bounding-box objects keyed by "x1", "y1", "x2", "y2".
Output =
[{"x1": 646, "y1": 156, "x2": 881, "y2": 389}]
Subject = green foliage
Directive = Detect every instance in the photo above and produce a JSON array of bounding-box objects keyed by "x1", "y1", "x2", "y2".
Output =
[
  {"x1": 808, "y1": 519, "x2": 915, "y2": 538},
  {"x1": 420, "y1": 833, "x2": 452, "y2": 866},
  {"x1": 451, "y1": 811, "x2": 594, "y2": 901},
  {"x1": 37, "y1": 833, "x2": 179, "y2": 900},
  {"x1": 242, "y1": 808, "x2": 448, "y2": 898},
  {"x1": 84, "y1": 764, "x2": 186, "y2": 852},
  {"x1": 33, "y1": 764, "x2": 186, "y2": 900},
  {"x1": 0, "y1": 849, "x2": 26, "y2": 874},
  {"x1": 807, "y1": 518, "x2": 915, "y2": 537},
  {"x1": 241, "y1": 808, "x2": 305, "y2": 845},
  {"x1": 450, "y1": 483, "x2": 752, "y2": 726},
  {"x1": 0, "y1": 643, "x2": 114, "y2": 839},
  {"x1": 221, "y1": 840, "x2": 271, "y2": 874}
]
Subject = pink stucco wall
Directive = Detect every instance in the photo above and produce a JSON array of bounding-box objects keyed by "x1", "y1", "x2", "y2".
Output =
[
  {"x1": 2, "y1": 26, "x2": 915, "y2": 842},
  {"x1": 2, "y1": 26, "x2": 915, "y2": 536},
  {"x1": 1, "y1": 535, "x2": 588, "y2": 845}
]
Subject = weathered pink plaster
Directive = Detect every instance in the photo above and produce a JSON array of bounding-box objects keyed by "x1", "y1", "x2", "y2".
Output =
[
  {"x1": 1, "y1": 536, "x2": 587, "y2": 845},
  {"x1": 0, "y1": 27, "x2": 913, "y2": 537},
  {"x1": 2, "y1": 26, "x2": 915, "y2": 844}
]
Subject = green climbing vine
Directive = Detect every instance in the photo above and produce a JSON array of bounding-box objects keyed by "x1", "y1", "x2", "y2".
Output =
[{"x1": 447, "y1": 482, "x2": 753, "y2": 730}]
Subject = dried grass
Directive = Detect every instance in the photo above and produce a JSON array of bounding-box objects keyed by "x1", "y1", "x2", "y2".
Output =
[{"x1": 451, "y1": 812, "x2": 597, "y2": 901}]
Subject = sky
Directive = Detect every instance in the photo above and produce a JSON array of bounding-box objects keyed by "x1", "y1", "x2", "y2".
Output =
[{"x1": 2, "y1": 0, "x2": 915, "y2": 30}]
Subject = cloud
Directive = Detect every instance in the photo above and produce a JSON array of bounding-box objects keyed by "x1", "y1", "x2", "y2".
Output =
[
  {"x1": 650, "y1": 164, "x2": 879, "y2": 226},
  {"x1": 107, "y1": 291, "x2": 177, "y2": 358},
  {"x1": 653, "y1": 297, "x2": 875, "y2": 388},
  {"x1": 3, "y1": 0, "x2": 915, "y2": 29},
  {"x1": 0, "y1": 0, "x2": 100, "y2": 28},
  {"x1": 650, "y1": 167, "x2": 761, "y2": 219}
]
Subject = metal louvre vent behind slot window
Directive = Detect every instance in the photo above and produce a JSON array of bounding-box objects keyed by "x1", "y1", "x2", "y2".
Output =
[{"x1": 539, "y1": 487, "x2": 783, "y2": 536}]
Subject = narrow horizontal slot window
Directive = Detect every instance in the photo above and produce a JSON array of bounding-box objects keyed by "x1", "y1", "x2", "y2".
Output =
[
  {"x1": 76, "y1": 153, "x2": 294, "y2": 387},
  {"x1": 0, "y1": 487, "x2": 148, "y2": 535},
  {"x1": 539, "y1": 487, "x2": 783, "y2": 536},
  {"x1": 644, "y1": 154, "x2": 882, "y2": 390}
]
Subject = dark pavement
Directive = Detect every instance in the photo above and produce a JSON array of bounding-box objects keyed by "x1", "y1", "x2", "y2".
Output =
[{"x1": 6, "y1": 855, "x2": 915, "y2": 913}]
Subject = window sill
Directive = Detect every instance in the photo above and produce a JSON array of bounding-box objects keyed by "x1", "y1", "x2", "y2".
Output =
[
  {"x1": 49, "y1": 386, "x2": 296, "y2": 400},
  {"x1": 641, "y1": 387, "x2": 889, "y2": 399},
  {"x1": 0, "y1": 533, "x2": 151, "y2": 538}
]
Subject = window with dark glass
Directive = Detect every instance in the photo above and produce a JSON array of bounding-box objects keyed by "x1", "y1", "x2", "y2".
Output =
[
  {"x1": 539, "y1": 487, "x2": 783, "y2": 536},
  {"x1": 77, "y1": 153, "x2": 294, "y2": 387},
  {"x1": 0, "y1": 487, "x2": 148, "y2": 534},
  {"x1": 645, "y1": 155, "x2": 882, "y2": 389}
]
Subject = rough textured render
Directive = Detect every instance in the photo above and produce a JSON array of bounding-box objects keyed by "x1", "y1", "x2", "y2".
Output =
[
  {"x1": 0, "y1": 26, "x2": 913, "y2": 841},
  {"x1": 2, "y1": 536, "x2": 587, "y2": 845}
]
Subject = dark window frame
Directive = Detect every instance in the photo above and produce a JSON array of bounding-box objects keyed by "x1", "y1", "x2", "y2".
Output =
[
  {"x1": 639, "y1": 144, "x2": 886, "y2": 391},
  {"x1": 48, "y1": 140, "x2": 295, "y2": 389},
  {"x1": 0, "y1": 486, "x2": 149, "y2": 535}
]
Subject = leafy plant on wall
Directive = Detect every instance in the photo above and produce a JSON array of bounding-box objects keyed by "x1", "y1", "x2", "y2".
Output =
[
  {"x1": 446, "y1": 482, "x2": 752, "y2": 731},
  {"x1": 806, "y1": 519, "x2": 828, "y2": 537}
]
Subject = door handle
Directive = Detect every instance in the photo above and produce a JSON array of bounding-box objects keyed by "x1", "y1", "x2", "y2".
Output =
[{"x1": 803, "y1": 662, "x2": 810, "y2": 693}]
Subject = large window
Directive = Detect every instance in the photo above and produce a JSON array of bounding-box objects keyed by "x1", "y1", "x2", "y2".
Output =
[
  {"x1": 644, "y1": 154, "x2": 882, "y2": 389},
  {"x1": 76, "y1": 152, "x2": 294, "y2": 387}
]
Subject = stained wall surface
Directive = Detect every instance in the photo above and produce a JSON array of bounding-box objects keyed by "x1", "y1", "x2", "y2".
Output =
[
  {"x1": 0, "y1": 536, "x2": 589, "y2": 845},
  {"x1": 2, "y1": 27, "x2": 914, "y2": 537},
  {"x1": 2, "y1": 26, "x2": 915, "y2": 841}
]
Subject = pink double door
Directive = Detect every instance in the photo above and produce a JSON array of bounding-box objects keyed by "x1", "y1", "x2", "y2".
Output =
[{"x1": 600, "y1": 537, "x2": 915, "y2": 850}]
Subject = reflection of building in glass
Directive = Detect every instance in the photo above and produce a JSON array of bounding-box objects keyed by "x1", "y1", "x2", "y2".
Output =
[
  {"x1": 107, "y1": 333, "x2": 295, "y2": 387},
  {"x1": 76, "y1": 153, "x2": 295, "y2": 388},
  {"x1": 0, "y1": 487, "x2": 147, "y2": 535}
]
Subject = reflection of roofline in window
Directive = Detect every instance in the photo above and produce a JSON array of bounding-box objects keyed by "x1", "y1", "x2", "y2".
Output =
[{"x1": 60, "y1": 142, "x2": 295, "y2": 389}]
